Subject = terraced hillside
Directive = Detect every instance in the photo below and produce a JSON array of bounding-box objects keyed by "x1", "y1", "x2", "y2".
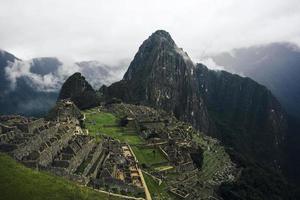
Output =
[
  {"x1": 0, "y1": 101, "x2": 237, "y2": 200},
  {"x1": 83, "y1": 103, "x2": 237, "y2": 200}
]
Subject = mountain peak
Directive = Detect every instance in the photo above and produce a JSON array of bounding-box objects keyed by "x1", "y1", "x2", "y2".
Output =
[
  {"x1": 123, "y1": 30, "x2": 193, "y2": 81},
  {"x1": 150, "y1": 29, "x2": 173, "y2": 40},
  {"x1": 146, "y1": 29, "x2": 175, "y2": 47}
]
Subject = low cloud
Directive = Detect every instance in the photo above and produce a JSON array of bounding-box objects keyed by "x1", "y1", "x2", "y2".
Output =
[
  {"x1": 198, "y1": 57, "x2": 245, "y2": 77},
  {"x1": 4, "y1": 58, "x2": 127, "y2": 93},
  {"x1": 198, "y1": 58, "x2": 225, "y2": 71}
]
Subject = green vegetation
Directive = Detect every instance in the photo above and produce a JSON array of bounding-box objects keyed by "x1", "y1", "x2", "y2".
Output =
[
  {"x1": 83, "y1": 108, "x2": 143, "y2": 145},
  {"x1": 192, "y1": 134, "x2": 230, "y2": 181},
  {"x1": 0, "y1": 153, "x2": 123, "y2": 200},
  {"x1": 131, "y1": 147, "x2": 167, "y2": 166},
  {"x1": 154, "y1": 165, "x2": 173, "y2": 172},
  {"x1": 144, "y1": 174, "x2": 170, "y2": 200}
]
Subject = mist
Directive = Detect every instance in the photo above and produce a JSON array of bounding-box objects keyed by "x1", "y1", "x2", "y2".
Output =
[{"x1": 4, "y1": 58, "x2": 126, "y2": 93}]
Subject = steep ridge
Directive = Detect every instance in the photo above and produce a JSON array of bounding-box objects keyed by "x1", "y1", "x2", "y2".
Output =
[
  {"x1": 195, "y1": 63, "x2": 287, "y2": 168},
  {"x1": 103, "y1": 30, "x2": 288, "y2": 169},
  {"x1": 210, "y1": 43, "x2": 300, "y2": 119}
]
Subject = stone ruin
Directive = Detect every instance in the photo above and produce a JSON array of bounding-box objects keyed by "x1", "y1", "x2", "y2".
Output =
[
  {"x1": 0, "y1": 100, "x2": 148, "y2": 199},
  {"x1": 0, "y1": 101, "x2": 237, "y2": 200},
  {"x1": 106, "y1": 103, "x2": 238, "y2": 200},
  {"x1": 89, "y1": 138, "x2": 146, "y2": 197}
]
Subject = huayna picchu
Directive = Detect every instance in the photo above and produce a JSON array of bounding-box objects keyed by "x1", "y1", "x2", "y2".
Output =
[{"x1": 0, "y1": 30, "x2": 299, "y2": 200}]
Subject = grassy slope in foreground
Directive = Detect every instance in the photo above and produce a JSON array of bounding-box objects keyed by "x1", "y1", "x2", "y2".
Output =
[{"x1": 0, "y1": 153, "x2": 123, "y2": 200}]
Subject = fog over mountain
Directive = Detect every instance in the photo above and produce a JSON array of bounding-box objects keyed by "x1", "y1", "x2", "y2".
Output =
[{"x1": 0, "y1": 51, "x2": 125, "y2": 116}]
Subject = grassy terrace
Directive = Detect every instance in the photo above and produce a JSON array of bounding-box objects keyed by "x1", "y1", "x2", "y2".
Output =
[
  {"x1": 131, "y1": 147, "x2": 168, "y2": 166},
  {"x1": 144, "y1": 174, "x2": 171, "y2": 200},
  {"x1": 192, "y1": 134, "x2": 230, "y2": 181},
  {"x1": 0, "y1": 153, "x2": 123, "y2": 200},
  {"x1": 83, "y1": 108, "x2": 143, "y2": 145}
]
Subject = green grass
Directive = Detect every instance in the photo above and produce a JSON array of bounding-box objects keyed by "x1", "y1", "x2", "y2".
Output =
[
  {"x1": 83, "y1": 110, "x2": 118, "y2": 136},
  {"x1": 154, "y1": 165, "x2": 173, "y2": 172},
  {"x1": 0, "y1": 153, "x2": 124, "y2": 200},
  {"x1": 132, "y1": 147, "x2": 168, "y2": 166},
  {"x1": 192, "y1": 134, "x2": 230, "y2": 181},
  {"x1": 144, "y1": 174, "x2": 170, "y2": 200},
  {"x1": 83, "y1": 109, "x2": 143, "y2": 145}
]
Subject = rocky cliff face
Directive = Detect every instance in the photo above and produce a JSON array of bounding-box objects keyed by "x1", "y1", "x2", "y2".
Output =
[
  {"x1": 107, "y1": 30, "x2": 210, "y2": 133},
  {"x1": 195, "y1": 64, "x2": 287, "y2": 167},
  {"x1": 104, "y1": 30, "x2": 288, "y2": 169},
  {"x1": 210, "y1": 43, "x2": 300, "y2": 119},
  {"x1": 58, "y1": 72, "x2": 98, "y2": 109}
]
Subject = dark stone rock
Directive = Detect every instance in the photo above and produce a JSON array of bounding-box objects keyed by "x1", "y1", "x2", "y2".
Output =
[{"x1": 58, "y1": 72, "x2": 98, "y2": 109}]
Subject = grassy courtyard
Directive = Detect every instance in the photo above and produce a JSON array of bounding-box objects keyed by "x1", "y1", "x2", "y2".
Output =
[
  {"x1": 131, "y1": 146, "x2": 168, "y2": 166},
  {"x1": 83, "y1": 108, "x2": 143, "y2": 145}
]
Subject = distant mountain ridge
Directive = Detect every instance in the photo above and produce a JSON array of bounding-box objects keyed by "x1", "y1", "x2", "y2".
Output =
[
  {"x1": 210, "y1": 42, "x2": 300, "y2": 119},
  {"x1": 0, "y1": 51, "x2": 124, "y2": 116}
]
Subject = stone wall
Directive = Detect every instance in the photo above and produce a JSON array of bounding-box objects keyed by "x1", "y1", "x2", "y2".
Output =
[
  {"x1": 13, "y1": 126, "x2": 58, "y2": 160},
  {"x1": 68, "y1": 139, "x2": 96, "y2": 173},
  {"x1": 38, "y1": 127, "x2": 75, "y2": 167}
]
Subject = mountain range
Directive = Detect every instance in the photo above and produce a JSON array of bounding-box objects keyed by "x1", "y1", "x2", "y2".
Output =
[
  {"x1": 0, "y1": 51, "x2": 125, "y2": 116},
  {"x1": 56, "y1": 30, "x2": 300, "y2": 199},
  {"x1": 1, "y1": 30, "x2": 300, "y2": 199},
  {"x1": 209, "y1": 42, "x2": 300, "y2": 120},
  {"x1": 97, "y1": 30, "x2": 287, "y2": 170}
]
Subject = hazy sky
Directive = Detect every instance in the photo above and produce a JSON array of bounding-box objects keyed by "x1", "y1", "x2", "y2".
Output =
[{"x1": 1, "y1": 0, "x2": 300, "y2": 65}]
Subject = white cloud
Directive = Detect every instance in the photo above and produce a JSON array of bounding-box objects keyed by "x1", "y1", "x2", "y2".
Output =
[
  {"x1": 198, "y1": 58, "x2": 225, "y2": 71},
  {"x1": 5, "y1": 59, "x2": 67, "y2": 92},
  {"x1": 4, "y1": 58, "x2": 125, "y2": 92},
  {"x1": 0, "y1": 0, "x2": 299, "y2": 65}
]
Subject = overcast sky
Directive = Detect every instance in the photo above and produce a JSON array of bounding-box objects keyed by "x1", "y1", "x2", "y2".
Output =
[{"x1": 1, "y1": 0, "x2": 300, "y2": 65}]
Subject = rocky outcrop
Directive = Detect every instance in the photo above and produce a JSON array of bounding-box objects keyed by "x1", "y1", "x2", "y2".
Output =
[
  {"x1": 58, "y1": 72, "x2": 98, "y2": 109},
  {"x1": 103, "y1": 30, "x2": 288, "y2": 169}
]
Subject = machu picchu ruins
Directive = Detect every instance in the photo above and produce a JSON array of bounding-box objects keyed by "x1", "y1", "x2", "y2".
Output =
[{"x1": 0, "y1": 100, "x2": 238, "y2": 200}]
